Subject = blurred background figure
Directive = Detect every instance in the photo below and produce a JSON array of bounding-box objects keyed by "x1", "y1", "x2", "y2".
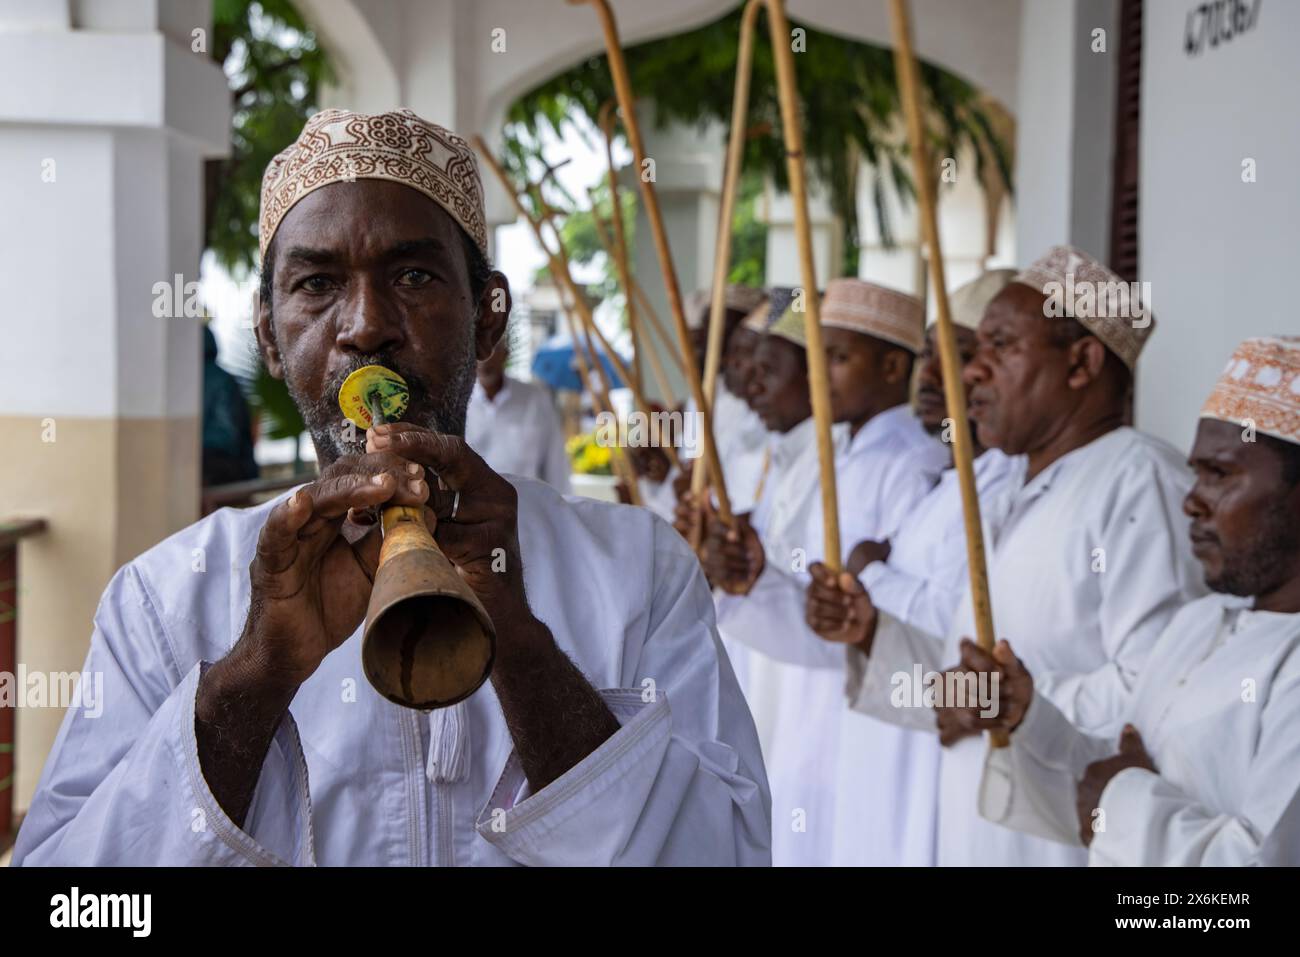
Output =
[
  {"x1": 466, "y1": 332, "x2": 572, "y2": 493},
  {"x1": 201, "y1": 325, "x2": 258, "y2": 487}
]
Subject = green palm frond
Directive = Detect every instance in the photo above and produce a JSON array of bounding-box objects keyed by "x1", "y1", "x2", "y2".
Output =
[{"x1": 505, "y1": 5, "x2": 1012, "y2": 280}]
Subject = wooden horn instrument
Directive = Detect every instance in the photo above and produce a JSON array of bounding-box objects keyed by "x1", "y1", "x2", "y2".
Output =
[{"x1": 339, "y1": 365, "x2": 495, "y2": 709}]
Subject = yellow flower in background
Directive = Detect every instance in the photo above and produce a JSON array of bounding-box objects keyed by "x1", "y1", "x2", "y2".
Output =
[{"x1": 568, "y1": 430, "x2": 614, "y2": 475}]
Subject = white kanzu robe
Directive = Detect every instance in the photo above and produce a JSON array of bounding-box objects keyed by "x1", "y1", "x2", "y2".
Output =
[
  {"x1": 465, "y1": 377, "x2": 572, "y2": 493},
  {"x1": 845, "y1": 426, "x2": 1206, "y2": 866},
  {"x1": 14, "y1": 479, "x2": 770, "y2": 866},
  {"x1": 708, "y1": 381, "x2": 770, "y2": 517},
  {"x1": 979, "y1": 593, "x2": 1300, "y2": 865},
  {"x1": 716, "y1": 405, "x2": 947, "y2": 866},
  {"x1": 832, "y1": 448, "x2": 1019, "y2": 866},
  {"x1": 717, "y1": 415, "x2": 821, "y2": 754}
]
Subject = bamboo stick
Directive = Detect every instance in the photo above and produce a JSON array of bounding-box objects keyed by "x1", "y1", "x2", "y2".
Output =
[
  {"x1": 764, "y1": 0, "x2": 840, "y2": 569},
  {"x1": 572, "y1": 0, "x2": 734, "y2": 525},
  {"x1": 531, "y1": 197, "x2": 656, "y2": 409},
  {"x1": 887, "y1": 0, "x2": 1005, "y2": 747},
  {"x1": 690, "y1": 0, "x2": 764, "y2": 505},
  {"x1": 524, "y1": 175, "x2": 642, "y2": 503}
]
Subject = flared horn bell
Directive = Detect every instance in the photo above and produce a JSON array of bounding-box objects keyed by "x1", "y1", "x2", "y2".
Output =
[{"x1": 362, "y1": 505, "x2": 495, "y2": 709}]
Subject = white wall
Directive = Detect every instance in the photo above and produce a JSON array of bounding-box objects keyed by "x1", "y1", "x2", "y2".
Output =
[{"x1": 1138, "y1": 0, "x2": 1300, "y2": 450}]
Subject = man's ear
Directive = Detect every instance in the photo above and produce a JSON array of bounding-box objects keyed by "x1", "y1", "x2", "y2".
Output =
[
  {"x1": 475, "y1": 272, "x2": 512, "y2": 361},
  {"x1": 1066, "y1": 336, "x2": 1108, "y2": 389},
  {"x1": 252, "y1": 290, "x2": 285, "y2": 380}
]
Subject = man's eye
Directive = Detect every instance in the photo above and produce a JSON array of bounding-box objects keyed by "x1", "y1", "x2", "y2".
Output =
[
  {"x1": 397, "y1": 268, "x2": 432, "y2": 287},
  {"x1": 300, "y1": 275, "x2": 334, "y2": 293}
]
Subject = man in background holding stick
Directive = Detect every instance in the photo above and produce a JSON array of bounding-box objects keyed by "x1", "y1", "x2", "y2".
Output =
[
  {"x1": 465, "y1": 328, "x2": 571, "y2": 494},
  {"x1": 808, "y1": 247, "x2": 1204, "y2": 866},
  {"x1": 951, "y1": 337, "x2": 1300, "y2": 865}
]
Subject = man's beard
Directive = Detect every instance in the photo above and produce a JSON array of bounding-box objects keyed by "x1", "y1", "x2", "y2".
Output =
[
  {"x1": 1206, "y1": 497, "x2": 1300, "y2": 597},
  {"x1": 283, "y1": 341, "x2": 477, "y2": 464}
]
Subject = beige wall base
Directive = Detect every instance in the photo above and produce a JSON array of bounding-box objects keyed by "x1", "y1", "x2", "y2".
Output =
[{"x1": 0, "y1": 414, "x2": 198, "y2": 809}]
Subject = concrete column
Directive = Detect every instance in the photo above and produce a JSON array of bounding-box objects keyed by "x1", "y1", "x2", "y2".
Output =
[
  {"x1": 857, "y1": 142, "x2": 1019, "y2": 310},
  {"x1": 761, "y1": 177, "x2": 842, "y2": 289},
  {"x1": 1013, "y1": 0, "x2": 1118, "y2": 263},
  {"x1": 0, "y1": 0, "x2": 229, "y2": 808}
]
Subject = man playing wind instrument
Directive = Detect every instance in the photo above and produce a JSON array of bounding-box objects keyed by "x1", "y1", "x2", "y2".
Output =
[{"x1": 15, "y1": 109, "x2": 769, "y2": 867}]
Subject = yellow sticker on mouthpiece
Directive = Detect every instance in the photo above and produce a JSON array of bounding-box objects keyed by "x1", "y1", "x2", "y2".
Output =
[{"x1": 338, "y1": 365, "x2": 410, "y2": 429}]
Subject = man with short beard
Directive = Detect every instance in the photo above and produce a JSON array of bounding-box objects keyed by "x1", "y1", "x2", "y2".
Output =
[
  {"x1": 948, "y1": 337, "x2": 1300, "y2": 865},
  {"x1": 807, "y1": 246, "x2": 1205, "y2": 866},
  {"x1": 13, "y1": 109, "x2": 769, "y2": 867}
]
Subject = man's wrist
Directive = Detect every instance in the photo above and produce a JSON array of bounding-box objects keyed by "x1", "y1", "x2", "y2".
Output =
[
  {"x1": 198, "y1": 638, "x2": 300, "y2": 730},
  {"x1": 850, "y1": 611, "x2": 878, "y2": 655},
  {"x1": 490, "y1": 599, "x2": 553, "y2": 670}
]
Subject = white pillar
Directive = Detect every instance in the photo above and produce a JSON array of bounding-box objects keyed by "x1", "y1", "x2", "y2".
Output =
[
  {"x1": 1013, "y1": 0, "x2": 1118, "y2": 262},
  {"x1": 857, "y1": 142, "x2": 1019, "y2": 311},
  {"x1": 0, "y1": 0, "x2": 230, "y2": 809},
  {"x1": 760, "y1": 177, "x2": 842, "y2": 289}
]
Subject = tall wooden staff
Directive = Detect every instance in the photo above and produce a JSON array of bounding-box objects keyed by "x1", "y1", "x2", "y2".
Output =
[
  {"x1": 888, "y1": 0, "x2": 1004, "y2": 747},
  {"x1": 689, "y1": 0, "x2": 763, "y2": 509},
  {"x1": 572, "y1": 0, "x2": 735, "y2": 526},
  {"x1": 764, "y1": 0, "x2": 840, "y2": 568}
]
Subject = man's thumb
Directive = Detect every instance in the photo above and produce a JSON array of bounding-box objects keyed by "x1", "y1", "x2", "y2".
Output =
[{"x1": 1119, "y1": 724, "x2": 1144, "y2": 754}]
